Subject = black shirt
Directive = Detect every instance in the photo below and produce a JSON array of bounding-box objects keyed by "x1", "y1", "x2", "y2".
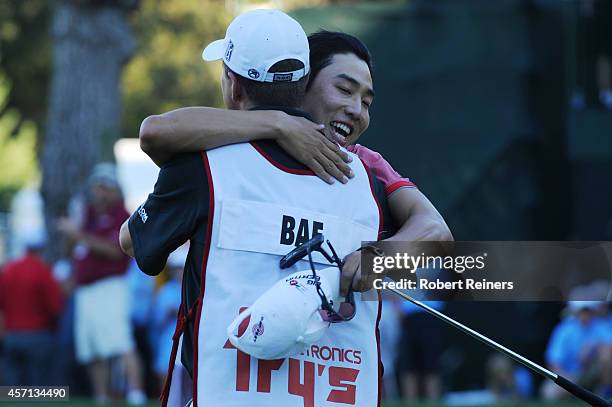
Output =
[{"x1": 128, "y1": 107, "x2": 396, "y2": 377}]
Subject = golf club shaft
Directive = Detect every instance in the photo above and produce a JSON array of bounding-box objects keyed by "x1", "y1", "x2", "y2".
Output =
[{"x1": 387, "y1": 287, "x2": 609, "y2": 407}]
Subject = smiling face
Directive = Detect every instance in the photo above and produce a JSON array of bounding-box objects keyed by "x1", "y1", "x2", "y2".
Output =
[{"x1": 302, "y1": 53, "x2": 374, "y2": 147}]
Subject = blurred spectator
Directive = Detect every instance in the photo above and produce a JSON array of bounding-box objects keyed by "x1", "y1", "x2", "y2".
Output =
[
  {"x1": 485, "y1": 354, "x2": 533, "y2": 402},
  {"x1": 0, "y1": 230, "x2": 63, "y2": 386},
  {"x1": 486, "y1": 354, "x2": 517, "y2": 401},
  {"x1": 605, "y1": 303, "x2": 612, "y2": 326},
  {"x1": 57, "y1": 163, "x2": 145, "y2": 405},
  {"x1": 151, "y1": 248, "x2": 185, "y2": 390},
  {"x1": 0, "y1": 297, "x2": 3, "y2": 384},
  {"x1": 398, "y1": 300, "x2": 444, "y2": 401},
  {"x1": 126, "y1": 258, "x2": 157, "y2": 397},
  {"x1": 573, "y1": 0, "x2": 612, "y2": 109},
  {"x1": 50, "y1": 259, "x2": 79, "y2": 390},
  {"x1": 541, "y1": 301, "x2": 612, "y2": 400}
]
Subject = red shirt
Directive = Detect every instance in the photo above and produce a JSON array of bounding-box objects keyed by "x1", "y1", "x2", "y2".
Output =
[
  {"x1": 0, "y1": 253, "x2": 64, "y2": 332},
  {"x1": 74, "y1": 202, "x2": 130, "y2": 285}
]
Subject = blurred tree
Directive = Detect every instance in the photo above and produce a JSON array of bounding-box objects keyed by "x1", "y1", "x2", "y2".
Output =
[
  {"x1": 0, "y1": 0, "x2": 50, "y2": 211},
  {"x1": 41, "y1": 0, "x2": 138, "y2": 261},
  {"x1": 0, "y1": 73, "x2": 38, "y2": 211},
  {"x1": 0, "y1": 0, "x2": 51, "y2": 132},
  {"x1": 122, "y1": 0, "x2": 231, "y2": 138}
]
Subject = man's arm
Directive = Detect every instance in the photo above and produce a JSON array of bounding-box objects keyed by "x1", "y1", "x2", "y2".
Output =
[
  {"x1": 139, "y1": 107, "x2": 353, "y2": 184},
  {"x1": 340, "y1": 148, "x2": 453, "y2": 295},
  {"x1": 119, "y1": 220, "x2": 134, "y2": 257},
  {"x1": 57, "y1": 218, "x2": 125, "y2": 260},
  {"x1": 386, "y1": 187, "x2": 453, "y2": 242},
  {"x1": 341, "y1": 189, "x2": 453, "y2": 295},
  {"x1": 121, "y1": 153, "x2": 208, "y2": 276},
  {"x1": 348, "y1": 145, "x2": 452, "y2": 241}
]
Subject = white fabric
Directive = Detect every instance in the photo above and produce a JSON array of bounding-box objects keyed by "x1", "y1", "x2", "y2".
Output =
[
  {"x1": 74, "y1": 276, "x2": 134, "y2": 363},
  {"x1": 167, "y1": 335, "x2": 194, "y2": 407},
  {"x1": 178, "y1": 143, "x2": 381, "y2": 407},
  {"x1": 167, "y1": 246, "x2": 188, "y2": 269},
  {"x1": 202, "y1": 9, "x2": 309, "y2": 83},
  {"x1": 217, "y1": 199, "x2": 376, "y2": 265},
  {"x1": 227, "y1": 267, "x2": 340, "y2": 360}
]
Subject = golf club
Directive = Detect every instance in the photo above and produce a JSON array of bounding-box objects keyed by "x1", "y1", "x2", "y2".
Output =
[
  {"x1": 388, "y1": 286, "x2": 611, "y2": 407},
  {"x1": 280, "y1": 235, "x2": 610, "y2": 406}
]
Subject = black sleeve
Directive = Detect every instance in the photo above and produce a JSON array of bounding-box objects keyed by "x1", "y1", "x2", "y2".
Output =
[
  {"x1": 368, "y1": 170, "x2": 397, "y2": 240},
  {"x1": 128, "y1": 152, "x2": 208, "y2": 275}
]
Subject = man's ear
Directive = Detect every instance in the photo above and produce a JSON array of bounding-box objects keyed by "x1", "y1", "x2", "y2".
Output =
[{"x1": 226, "y1": 70, "x2": 243, "y2": 105}]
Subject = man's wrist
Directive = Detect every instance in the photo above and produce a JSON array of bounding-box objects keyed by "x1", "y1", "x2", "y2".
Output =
[{"x1": 271, "y1": 111, "x2": 289, "y2": 141}]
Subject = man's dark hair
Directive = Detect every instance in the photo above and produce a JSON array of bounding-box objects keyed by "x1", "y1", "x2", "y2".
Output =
[
  {"x1": 307, "y1": 31, "x2": 373, "y2": 91},
  {"x1": 226, "y1": 59, "x2": 308, "y2": 108}
]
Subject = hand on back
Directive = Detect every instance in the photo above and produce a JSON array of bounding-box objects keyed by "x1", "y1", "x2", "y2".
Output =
[{"x1": 277, "y1": 115, "x2": 355, "y2": 184}]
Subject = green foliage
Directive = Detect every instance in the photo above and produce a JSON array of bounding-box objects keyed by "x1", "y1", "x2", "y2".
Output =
[
  {"x1": 0, "y1": 0, "x2": 49, "y2": 210},
  {"x1": 0, "y1": 0, "x2": 51, "y2": 131},
  {"x1": 0, "y1": 73, "x2": 39, "y2": 211},
  {"x1": 122, "y1": 0, "x2": 231, "y2": 138}
]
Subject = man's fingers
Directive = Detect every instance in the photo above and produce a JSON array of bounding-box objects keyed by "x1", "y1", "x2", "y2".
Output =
[
  {"x1": 320, "y1": 148, "x2": 353, "y2": 180},
  {"x1": 321, "y1": 137, "x2": 340, "y2": 151},
  {"x1": 286, "y1": 118, "x2": 354, "y2": 184},
  {"x1": 340, "y1": 252, "x2": 361, "y2": 296},
  {"x1": 340, "y1": 268, "x2": 355, "y2": 297},
  {"x1": 322, "y1": 137, "x2": 352, "y2": 164},
  {"x1": 338, "y1": 149, "x2": 353, "y2": 164},
  {"x1": 307, "y1": 159, "x2": 335, "y2": 184},
  {"x1": 327, "y1": 127, "x2": 345, "y2": 145},
  {"x1": 320, "y1": 124, "x2": 348, "y2": 148},
  {"x1": 315, "y1": 155, "x2": 348, "y2": 184}
]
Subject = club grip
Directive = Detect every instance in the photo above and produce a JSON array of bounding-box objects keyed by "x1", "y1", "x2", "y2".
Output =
[
  {"x1": 554, "y1": 374, "x2": 610, "y2": 407},
  {"x1": 279, "y1": 234, "x2": 324, "y2": 269}
]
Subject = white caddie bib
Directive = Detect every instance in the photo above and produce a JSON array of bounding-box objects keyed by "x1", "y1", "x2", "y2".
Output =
[{"x1": 186, "y1": 143, "x2": 382, "y2": 407}]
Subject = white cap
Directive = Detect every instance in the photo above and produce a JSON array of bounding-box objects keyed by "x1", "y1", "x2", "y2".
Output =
[
  {"x1": 202, "y1": 9, "x2": 309, "y2": 83},
  {"x1": 89, "y1": 162, "x2": 119, "y2": 188},
  {"x1": 227, "y1": 267, "x2": 341, "y2": 360}
]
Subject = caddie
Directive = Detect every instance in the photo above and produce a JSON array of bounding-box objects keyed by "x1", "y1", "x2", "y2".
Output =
[{"x1": 120, "y1": 9, "x2": 395, "y2": 407}]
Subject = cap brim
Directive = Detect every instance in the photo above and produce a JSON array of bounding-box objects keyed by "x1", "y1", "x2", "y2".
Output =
[{"x1": 202, "y1": 39, "x2": 225, "y2": 61}]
